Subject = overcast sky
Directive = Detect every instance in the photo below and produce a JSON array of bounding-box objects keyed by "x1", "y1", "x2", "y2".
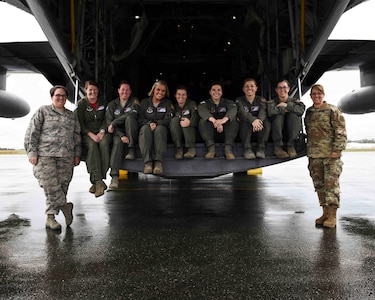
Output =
[{"x1": 1, "y1": 1, "x2": 375, "y2": 149}]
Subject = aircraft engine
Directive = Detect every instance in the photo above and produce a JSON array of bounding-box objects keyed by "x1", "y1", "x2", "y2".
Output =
[
  {"x1": 337, "y1": 85, "x2": 375, "y2": 114},
  {"x1": 0, "y1": 90, "x2": 30, "y2": 118}
]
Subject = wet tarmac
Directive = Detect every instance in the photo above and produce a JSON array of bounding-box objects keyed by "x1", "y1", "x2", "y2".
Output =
[{"x1": 1, "y1": 153, "x2": 374, "y2": 299}]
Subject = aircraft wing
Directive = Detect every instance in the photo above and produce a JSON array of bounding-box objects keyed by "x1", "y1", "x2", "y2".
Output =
[
  {"x1": 302, "y1": 40, "x2": 375, "y2": 113},
  {"x1": 0, "y1": 41, "x2": 71, "y2": 118},
  {"x1": 0, "y1": 41, "x2": 66, "y2": 83},
  {"x1": 301, "y1": 40, "x2": 375, "y2": 90}
]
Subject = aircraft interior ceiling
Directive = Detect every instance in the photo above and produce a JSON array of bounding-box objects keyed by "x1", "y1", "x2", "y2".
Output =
[{"x1": 51, "y1": 0, "x2": 355, "y2": 100}]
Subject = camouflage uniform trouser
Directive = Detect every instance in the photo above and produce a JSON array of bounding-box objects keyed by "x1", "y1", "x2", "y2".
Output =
[
  {"x1": 308, "y1": 157, "x2": 343, "y2": 207},
  {"x1": 33, "y1": 156, "x2": 74, "y2": 215}
]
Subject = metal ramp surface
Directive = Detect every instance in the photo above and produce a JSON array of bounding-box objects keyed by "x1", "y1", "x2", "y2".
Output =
[{"x1": 120, "y1": 140, "x2": 307, "y2": 178}]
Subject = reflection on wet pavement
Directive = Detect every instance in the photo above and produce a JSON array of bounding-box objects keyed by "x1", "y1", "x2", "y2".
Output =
[{"x1": 0, "y1": 153, "x2": 374, "y2": 298}]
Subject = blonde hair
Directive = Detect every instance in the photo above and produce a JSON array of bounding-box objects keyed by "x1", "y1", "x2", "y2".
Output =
[{"x1": 148, "y1": 80, "x2": 169, "y2": 98}]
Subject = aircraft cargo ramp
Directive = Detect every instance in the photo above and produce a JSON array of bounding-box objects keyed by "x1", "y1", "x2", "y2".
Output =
[{"x1": 120, "y1": 138, "x2": 307, "y2": 178}]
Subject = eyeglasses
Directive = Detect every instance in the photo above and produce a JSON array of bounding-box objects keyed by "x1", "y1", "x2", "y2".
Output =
[
  {"x1": 54, "y1": 94, "x2": 67, "y2": 98},
  {"x1": 310, "y1": 92, "x2": 323, "y2": 96},
  {"x1": 277, "y1": 86, "x2": 289, "y2": 90}
]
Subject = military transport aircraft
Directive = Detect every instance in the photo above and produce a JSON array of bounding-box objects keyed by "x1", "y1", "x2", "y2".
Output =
[{"x1": 1, "y1": 0, "x2": 373, "y2": 177}]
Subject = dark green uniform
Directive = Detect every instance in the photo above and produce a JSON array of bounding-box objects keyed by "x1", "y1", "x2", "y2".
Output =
[
  {"x1": 76, "y1": 97, "x2": 111, "y2": 183},
  {"x1": 198, "y1": 97, "x2": 239, "y2": 147},
  {"x1": 106, "y1": 96, "x2": 140, "y2": 177},
  {"x1": 304, "y1": 101, "x2": 347, "y2": 207},
  {"x1": 267, "y1": 96, "x2": 305, "y2": 146},
  {"x1": 169, "y1": 99, "x2": 198, "y2": 149},
  {"x1": 138, "y1": 97, "x2": 173, "y2": 163},
  {"x1": 236, "y1": 95, "x2": 271, "y2": 150}
]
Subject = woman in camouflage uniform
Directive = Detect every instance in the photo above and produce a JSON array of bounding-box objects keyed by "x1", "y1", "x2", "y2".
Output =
[
  {"x1": 25, "y1": 86, "x2": 81, "y2": 230},
  {"x1": 304, "y1": 84, "x2": 347, "y2": 228}
]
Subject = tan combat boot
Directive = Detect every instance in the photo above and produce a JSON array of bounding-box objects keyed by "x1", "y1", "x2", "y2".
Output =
[
  {"x1": 315, "y1": 205, "x2": 328, "y2": 225},
  {"x1": 46, "y1": 214, "x2": 61, "y2": 230},
  {"x1": 205, "y1": 145, "x2": 216, "y2": 159},
  {"x1": 153, "y1": 161, "x2": 163, "y2": 174},
  {"x1": 323, "y1": 206, "x2": 338, "y2": 228},
  {"x1": 109, "y1": 175, "x2": 119, "y2": 189},
  {"x1": 60, "y1": 202, "x2": 73, "y2": 226},
  {"x1": 95, "y1": 180, "x2": 107, "y2": 197},
  {"x1": 89, "y1": 184, "x2": 96, "y2": 193},
  {"x1": 224, "y1": 145, "x2": 235, "y2": 160},
  {"x1": 274, "y1": 146, "x2": 289, "y2": 158},
  {"x1": 175, "y1": 148, "x2": 183, "y2": 159},
  {"x1": 144, "y1": 161, "x2": 153, "y2": 174},
  {"x1": 244, "y1": 149, "x2": 256, "y2": 159},
  {"x1": 184, "y1": 147, "x2": 196, "y2": 159},
  {"x1": 256, "y1": 147, "x2": 266, "y2": 159},
  {"x1": 125, "y1": 148, "x2": 135, "y2": 160},
  {"x1": 287, "y1": 146, "x2": 297, "y2": 158}
]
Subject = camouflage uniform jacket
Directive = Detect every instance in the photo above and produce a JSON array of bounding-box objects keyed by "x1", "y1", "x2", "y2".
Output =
[
  {"x1": 138, "y1": 97, "x2": 173, "y2": 126},
  {"x1": 24, "y1": 104, "x2": 81, "y2": 158},
  {"x1": 172, "y1": 99, "x2": 199, "y2": 127},
  {"x1": 76, "y1": 97, "x2": 107, "y2": 135},
  {"x1": 198, "y1": 97, "x2": 237, "y2": 121},
  {"x1": 235, "y1": 95, "x2": 268, "y2": 123},
  {"x1": 267, "y1": 96, "x2": 305, "y2": 117},
  {"x1": 105, "y1": 96, "x2": 140, "y2": 136},
  {"x1": 304, "y1": 101, "x2": 347, "y2": 158}
]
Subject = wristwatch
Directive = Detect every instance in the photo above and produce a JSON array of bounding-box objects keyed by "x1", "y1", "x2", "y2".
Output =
[{"x1": 100, "y1": 129, "x2": 105, "y2": 133}]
